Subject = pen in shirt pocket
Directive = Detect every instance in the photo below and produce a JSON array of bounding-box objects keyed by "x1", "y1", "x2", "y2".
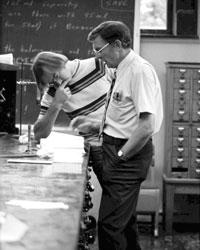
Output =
[{"x1": 113, "y1": 90, "x2": 123, "y2": 103}]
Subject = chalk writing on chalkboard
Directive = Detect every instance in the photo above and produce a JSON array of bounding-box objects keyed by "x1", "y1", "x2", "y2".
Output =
[
  {"x1": 0, "y1": 0, "x2": 135, "y2": 124},
  {"x1": 0, "y1": 0, "x2": 134, "y2": 81},
  {"x1": 101, "y1": 0, "x2": 134, "y2": 12}
]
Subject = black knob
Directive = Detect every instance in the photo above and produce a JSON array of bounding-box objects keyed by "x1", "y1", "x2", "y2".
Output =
[{"x1": 86, "y1": 182, "x2": 95, "y2": 192}]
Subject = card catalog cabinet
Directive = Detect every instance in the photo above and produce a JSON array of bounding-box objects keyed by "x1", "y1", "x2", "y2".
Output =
[{"x1": 165, "y1": 62, "x2": 200, "y2": 179}]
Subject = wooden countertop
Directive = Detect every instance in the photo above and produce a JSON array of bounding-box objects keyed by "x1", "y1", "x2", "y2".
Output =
[{"x1": 0, "y1": 134, "x2": 87, "y2": 250}]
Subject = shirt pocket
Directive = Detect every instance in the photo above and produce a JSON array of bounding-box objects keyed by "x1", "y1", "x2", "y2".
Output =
[{"x1": 108, "y1": 91, "x2": 133, "y2": 122}]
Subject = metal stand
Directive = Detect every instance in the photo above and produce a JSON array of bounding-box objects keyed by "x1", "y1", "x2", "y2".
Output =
[{"x1": 17, "y1": 61, "x2": 36, "y2": 135}]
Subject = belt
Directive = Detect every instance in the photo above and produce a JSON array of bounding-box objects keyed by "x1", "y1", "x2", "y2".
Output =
[{"x1": 103, "y1": 133, "x2": 127, "y2": 146}]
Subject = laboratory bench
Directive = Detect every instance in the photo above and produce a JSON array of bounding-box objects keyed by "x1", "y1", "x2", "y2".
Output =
[{"x1": 0, "y1": 134, "x2": 88, "y2": 250}]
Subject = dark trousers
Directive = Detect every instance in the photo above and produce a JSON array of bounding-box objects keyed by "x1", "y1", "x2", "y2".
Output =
[{"x1": 98, "y1": 134, "x2": 153, "y2": 250}]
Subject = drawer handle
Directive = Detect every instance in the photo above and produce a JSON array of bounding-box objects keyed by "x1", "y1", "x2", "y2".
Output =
[
  {"x1": 178, "y1": 127, "x2": 185, "y2": 132},
  {"x1": 195, "y1": 169, "x2": 200, "y2": 175},
  {"x1": 179, "y1": 89, "x2": 186, "y2": 95},
  {"x1": 197, "y1": 128, "x2": 200, "y2": 133},
  {"x1": 179, "y1": 69, "x2": 186, "y2": 73},
  {"x1": 178, "y1": 110, "x2": 185, "y2": 116},
  {"x1": 196, "y1": 138, "x2": 200, "y2": 143},
  {"x1": 177, "y1": 147, "x2": 184, "y2": 153},
  {"x1": 177, "y1": 137, "x2": 184, "y2": 142},
  {"x1": 195, "y1": 159, "x2": 200, "y2": 164},
  {"x1": 177, "y1": 158, "x2": 184, "y2": 164},
  {"x1": 179, "y1": 79, "x2": 186, "y2": 84},
  {"x1": 197, "y1": 111, "x2": 200, "y2": 116},
  {"x1": 197, "y1": 90, "x2": 200, "y2": 95},
  {"x1": 196, "y1": 148, "x2": 200, "y2": 153}
]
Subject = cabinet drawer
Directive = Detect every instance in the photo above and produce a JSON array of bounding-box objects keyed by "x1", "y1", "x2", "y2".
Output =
[
  {"x1": 190, "y1": 166, "x2": 200, "y2": 179},
  {"x1": 173, "y1": 136, "x2": 189, "y2": 147},
  {"x1": 173, "y1": 125, "x2": 190, "y2": 137},
  {"x1": 191, "y1": 126, "x2": 200, "y2": 137},
  {"x1": 172, "y1": 157, "x2": 189, "y2": 169},
  {"x1": 192, "y1": 88, "x2": 200, "y2": 100},
  {"x1": 191, "y1": 137, "x2": 200, "y2": 148},
  {"x1": 192, "y1": 100, "x2": 200, "y2": 111},
  {"x1": 192, "y1": 69, "x2": 200, "y2": 79},
  {"x1": 192, "y1": 108, "x2": 200, "y2": 122},
  {"x1": 172, "y1": 146, "x2": 189, "y2": 158},
  {"x1": 171, "y1": 156, "x2": 189, "y2": 178},
  {"x1": 193, "y1": 79, "x2": 200, "y2": 90},
  {"x1": 173, "y1": 100, "x2": 190, "y2": 121},
  {"x1": 174, "y1": 78, "x2": 191, "y2": 89},
  {"x1": 174, "y1": 68, "x2": 192, "y2": 79},
  {"x1": 173, "y1": 88, "x2": 190, "y2": 100}
]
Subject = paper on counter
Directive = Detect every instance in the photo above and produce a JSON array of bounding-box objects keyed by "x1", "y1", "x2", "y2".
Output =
[
  {"x1": 53, "y1": 148, "x2": 85, "y2": 163},
  {"x1": 36, "y1": 132, "x2": 85, "y2": 167},
  {"x1": 37, "y1": 148, "x2": 84, "y2": 164},
  {"x1": 40, "y1": 131, "x2": 84, "y2": 150},
  {"x1": 6, "y1": 200, "x2": 69, "y2": 210},
  {"x1": 0, "y1": 213, "x2": 28, "y2": 242}
]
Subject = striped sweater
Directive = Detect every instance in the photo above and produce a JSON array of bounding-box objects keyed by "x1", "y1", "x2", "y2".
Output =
[{"x1": 38, "y1": 57, "x2": 112, "y2": 142}]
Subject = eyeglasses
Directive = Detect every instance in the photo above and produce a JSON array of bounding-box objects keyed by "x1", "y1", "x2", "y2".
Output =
[{"x1": 93, "y1": 43, "x2": 110, "y2": 54}]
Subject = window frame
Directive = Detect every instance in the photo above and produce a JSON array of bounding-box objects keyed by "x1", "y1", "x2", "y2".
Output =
[{"x1": 140, "y1": 0, "x2": 198, "y2": 38}]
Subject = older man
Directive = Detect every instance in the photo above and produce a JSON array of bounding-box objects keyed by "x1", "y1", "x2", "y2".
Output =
[{"x1": 73, "y1": 21, "x2": 163, "y2": 250}]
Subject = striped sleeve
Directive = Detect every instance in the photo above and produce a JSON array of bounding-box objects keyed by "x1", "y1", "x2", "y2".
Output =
[{"x1": 69, "y1": 58, "x2": 106, "y2": 94}]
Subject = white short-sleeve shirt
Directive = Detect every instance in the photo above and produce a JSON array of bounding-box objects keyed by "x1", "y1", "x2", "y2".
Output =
[{"x1": 104, "y1": 50, "x2": 163, "y2": 139}]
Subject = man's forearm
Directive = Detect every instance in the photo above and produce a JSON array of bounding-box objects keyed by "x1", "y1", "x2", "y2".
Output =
[
  {"x1": 90, "y1": 122, "x2": 100, "y2": 134},
  {"x1": 121, "y1": 129, "x2": 152, "y2": 160},
  {"x1": 34, "y1": 103, "x2": 61, "y2": 141},
  {"x1": 120, "y1": 113, "x2": 155, "y2": 159}
]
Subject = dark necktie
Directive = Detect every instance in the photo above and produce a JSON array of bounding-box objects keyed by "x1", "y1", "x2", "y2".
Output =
[{"x1": 99, "y1": 72, "x2": 116, "y2": 137}]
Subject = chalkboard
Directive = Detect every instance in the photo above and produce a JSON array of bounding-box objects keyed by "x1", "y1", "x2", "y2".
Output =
[
  {"x1": 0, "y1": 0, "x2": 135, "y2": 81},
  {"x1": 0, "y1": 0, "x2": 135, "y2": 125}
]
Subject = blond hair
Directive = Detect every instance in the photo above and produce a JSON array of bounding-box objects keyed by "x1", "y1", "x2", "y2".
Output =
[{"x1": 32, "y1": 51, "x2": 68, "y2": 92}]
